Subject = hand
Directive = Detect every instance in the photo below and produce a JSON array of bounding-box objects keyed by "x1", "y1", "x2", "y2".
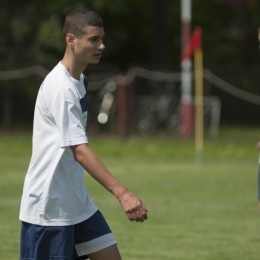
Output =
[
  {"x1": 118, "y1": 191, "x2": 148, "y2": 222},
  {"x1": 257, "y1": 141, "x2": 260, "y2": 151}
]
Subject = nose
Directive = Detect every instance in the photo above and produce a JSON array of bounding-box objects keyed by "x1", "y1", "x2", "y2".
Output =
[{"x1": 99, "y1": 42, "x2": 105, "y2": 50}]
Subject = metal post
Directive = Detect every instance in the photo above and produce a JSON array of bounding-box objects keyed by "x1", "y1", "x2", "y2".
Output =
[
  {"x1": 180, "y1": 0, "x2": 193, "y2": 139},
  {"x1": 194, "y1": 47, "x2": 203, "y2": 162}
]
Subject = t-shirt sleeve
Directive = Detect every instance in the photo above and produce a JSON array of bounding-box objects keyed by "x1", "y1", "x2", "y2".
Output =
[{"x1": 50, "y1": 86, "x2": 88, "y2": 148}]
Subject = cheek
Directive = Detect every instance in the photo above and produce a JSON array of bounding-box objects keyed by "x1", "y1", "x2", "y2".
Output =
[
  {"x1": 76, "y1": 47, "x2": 89, "y2": 58},
  {"x1": 81, "y1": 45, "x2": 93, "y2": 55}
]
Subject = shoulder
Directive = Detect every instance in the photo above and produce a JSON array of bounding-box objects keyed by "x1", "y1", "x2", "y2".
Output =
[
  {"x1": 45, "y1": 63, "x2": 69, "y2": 86},
  {"x1": 43, "y1": 64, "x2": 76, "y2": 96},
  {"x1": 39, "y1": 66, "x2": 79, "y2": 109}
]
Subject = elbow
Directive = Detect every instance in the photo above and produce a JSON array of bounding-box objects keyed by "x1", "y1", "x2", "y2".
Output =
[{"x1": 70, "y1": 144, "x2": 85, "y2": 164}]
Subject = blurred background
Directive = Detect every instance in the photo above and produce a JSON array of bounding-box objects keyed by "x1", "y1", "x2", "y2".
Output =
[
  {"x1": 0, "y1": 0, "x2": 260, "y2": 137},
  {"x1": 2, "y1": 2, "x2": 260, "y2": 259}
]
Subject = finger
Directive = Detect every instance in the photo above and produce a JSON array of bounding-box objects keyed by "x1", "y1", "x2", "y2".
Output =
[
  {"x1": 142, "y1": 212, "x2": 148, "y2": 220},
  {"x1": 128, "y1": 212, "x2": 147, "y2": 222},
  {"x1": 136, "y1": 209, "x2": 148, "y2": 222},
  {"x1": 142, "y1": 204, "x2": 148, "y2": 212},
  {"x1": 138, "y1": 214, "x2": 146, "y2": 222},
  {"x1": 135, "y1": 205, "x2": 148, "y2": 220},
  {"x1": 127, "y1": 210, "x2": 140, "y2": 222},
  {"x1": 139, "y1": 206, "x2": 148, "y2": 215},
  {"x1": 133, "y1": 204, "x2": 148, "y2": 220},
  {"x1": 126, "y1": 212, "x2": 134, "y2": 221},
  {"x1": 131, "y1": 211, "x2": 138, "y2": 221},
  {"x1": 136, "y1": 208, "x2": 146, "y2": 219},
  {"x1": 137, "y1": 211, "x2": 148, "y2": 221},
  {"x1": 134, "y1": 210, "x2": 144, "y2": 222},
  {"x1": 138, "y1": 201, "x2": 148, "y2": 212},
  {"x1": 133, "y1": 209, "x2": 147, "y2": 222}
]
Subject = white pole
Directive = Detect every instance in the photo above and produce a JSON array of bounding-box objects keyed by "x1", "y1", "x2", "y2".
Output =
[{"x1": 180, "y1": 0, "x2": 193, "y2": 138}]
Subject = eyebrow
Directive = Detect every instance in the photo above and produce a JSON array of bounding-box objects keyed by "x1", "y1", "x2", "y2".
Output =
[{"x1": 88, "y1": 34, "x2": 105, "y2": 39}]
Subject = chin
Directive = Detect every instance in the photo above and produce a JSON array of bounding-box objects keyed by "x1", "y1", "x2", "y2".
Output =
[{"x1": 89, "y1": 60, "x2": 100, "y2": 64}]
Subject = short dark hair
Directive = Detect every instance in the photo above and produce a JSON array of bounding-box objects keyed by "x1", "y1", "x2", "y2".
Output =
[{"x1": 62, "y1": 8, "x2": 103, "y2": 39}]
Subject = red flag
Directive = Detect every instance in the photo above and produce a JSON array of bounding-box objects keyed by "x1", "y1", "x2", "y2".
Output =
[{"x1": 182, "y1": 27, "x2": 202, "y2": 60}]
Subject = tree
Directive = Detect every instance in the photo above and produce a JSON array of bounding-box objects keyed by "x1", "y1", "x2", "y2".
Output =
[{"x1": 0, "y1": 0, "x2": 260, "y2": 129}]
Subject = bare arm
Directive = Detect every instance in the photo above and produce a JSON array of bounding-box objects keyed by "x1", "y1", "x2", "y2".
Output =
[{"x1": 70, "y1": 143, "x2": 148, "y2": 222}]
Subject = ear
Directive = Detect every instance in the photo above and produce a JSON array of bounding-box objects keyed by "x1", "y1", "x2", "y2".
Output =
[{"x1": 66, "y1": 33, "x2": 75, "y2": 47}]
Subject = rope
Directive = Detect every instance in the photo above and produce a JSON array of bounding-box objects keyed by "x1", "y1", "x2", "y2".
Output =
[
  {"x1": 0, "y1": 65, "x2": 260, "y2": 105},
  {"x1": 125, "y1": 66, "x2": 181, "y2": 85},
  {"x1": 203, "y1": 69, "x2": 260, "y2": 105},
  {"x1": 0, "y1": 65, "x2": 49, "y2": 79}
]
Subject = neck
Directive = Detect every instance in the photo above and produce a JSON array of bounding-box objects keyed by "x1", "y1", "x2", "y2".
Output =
[{"x1": 61, "y1": 51, "x2": 88, "y2": 80}]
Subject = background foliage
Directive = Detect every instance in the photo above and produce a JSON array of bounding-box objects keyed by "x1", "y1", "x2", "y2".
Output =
[
  {"x1": 0, "y1": 0, "x2": 260, "y2": 129},
  {"x1": 1, "y1": 0, "x2": 259, "y2": 67}
]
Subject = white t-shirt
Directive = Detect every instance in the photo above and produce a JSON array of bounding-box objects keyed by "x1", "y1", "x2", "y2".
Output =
[{"x1": 19, "y1": 62, "x2": 98, "y2": 226}]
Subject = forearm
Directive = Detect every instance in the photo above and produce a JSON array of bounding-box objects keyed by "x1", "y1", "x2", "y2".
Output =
[
  {"x1": 71, "y1": 143, "x2": 148, "y2": 222},
  {"x1": 71, "y1": 144, "x2": 128, "y2": 198}
]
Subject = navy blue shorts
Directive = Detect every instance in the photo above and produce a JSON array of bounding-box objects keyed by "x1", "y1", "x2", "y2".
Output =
[{"x1": 20, "y1": 210, "x2": 117, "y2": 260}]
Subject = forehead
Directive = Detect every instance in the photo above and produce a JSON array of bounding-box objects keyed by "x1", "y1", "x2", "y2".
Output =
[{"x1": 83, "y1": 26, "x2": 105, "y2": 37}]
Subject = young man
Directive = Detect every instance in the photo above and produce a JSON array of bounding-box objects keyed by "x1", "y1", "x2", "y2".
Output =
[{"x1": 19, "y1": 8, "x2": 148, "y2": 260}]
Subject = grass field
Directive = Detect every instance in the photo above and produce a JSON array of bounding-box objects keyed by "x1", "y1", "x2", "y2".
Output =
[{"x1": 1, "y1": 127, "x2": 260, "y2": 259}]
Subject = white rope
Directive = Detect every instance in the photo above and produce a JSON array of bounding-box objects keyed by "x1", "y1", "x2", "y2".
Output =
[
  {"x1": 0, "y1": 65, "x2": 260, "y2": 105},
  {"x1": 0, "y1": 65, "x2": 49, "y2": 79},
  {"x1": 125, "y1": 66, "x2": 181, "y2": 85},
  {"x1": 90, "y1": 67, "x2": 181, "y2": 90},
  {"x1": 123, "y1": 66, "x2": 260, "y2": 105},
  {"x1": 88, "y1": 77, "x2": 118, "y2": 91},
  {"x1": 203, "y1": 69, "x2": 260, "y2": 105}
]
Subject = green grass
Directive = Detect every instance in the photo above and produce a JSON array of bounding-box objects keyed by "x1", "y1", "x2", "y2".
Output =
[{"x1": 1, "y1": 127, "x2": 260, "y2": 259}]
